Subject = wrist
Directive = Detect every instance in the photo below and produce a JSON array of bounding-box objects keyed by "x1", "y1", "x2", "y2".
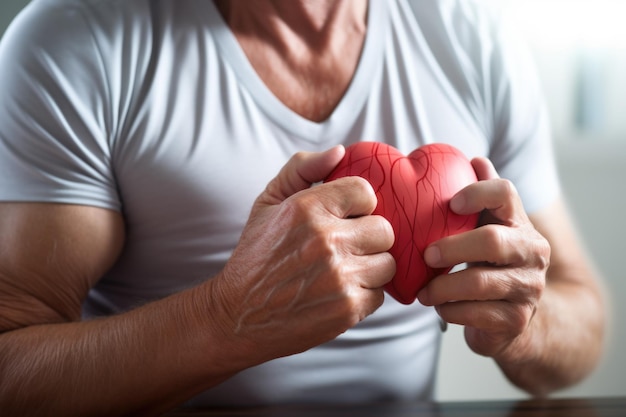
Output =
[
  {"x1": 491, "y1": 293, "x2": 559, "y2": 396},
  {"x1": 185, "y1": 275, "x2": 260, "y2": 377}
]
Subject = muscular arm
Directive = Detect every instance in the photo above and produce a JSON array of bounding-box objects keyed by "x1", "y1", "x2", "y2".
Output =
[
  {"x1": 0, "y1": 203, "x2": 240, "y2": 416},
  {"x1": 0, "y1": 147, "x2": 395, "y2": 416}
]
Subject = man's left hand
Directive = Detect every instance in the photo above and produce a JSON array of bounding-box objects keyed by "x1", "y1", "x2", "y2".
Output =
[{"x1": 417, "y1": 157, "x2": 551, "y2": 361}]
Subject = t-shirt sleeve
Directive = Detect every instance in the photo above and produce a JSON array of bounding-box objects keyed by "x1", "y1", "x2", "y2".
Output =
[
  {"x1": 482, "y1": 7, "x2": 561, "y2": 214},
  {"x1": 0, "y1": 2, "x2": 121, "y2": 211}
]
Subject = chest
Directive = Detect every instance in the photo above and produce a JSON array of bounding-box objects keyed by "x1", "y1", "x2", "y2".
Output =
[
  {"x1": 108, "y1": 4, "x2": 492, "y2": 248},
  {"x1": 231, "y1": 32, "x2": 366, "y2": 123}
]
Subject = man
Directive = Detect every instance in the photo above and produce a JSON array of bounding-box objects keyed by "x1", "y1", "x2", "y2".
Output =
[{"x1": 0, "y1": 0, "x2": 605, "y2": 416}]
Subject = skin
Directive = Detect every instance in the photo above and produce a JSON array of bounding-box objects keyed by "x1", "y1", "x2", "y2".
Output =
[
  {"x1": 0, "y1": 147, "x2": 395, "y2": 416},
  {"x1": 213, "y1": 0, "x2": 368, "y2": 122},
  {"x1": 0, "y1": 0, "x2": 606, "y2": 415},
  {"x1": 418, "y1": 158, "x2": 606, "y2": 395}
]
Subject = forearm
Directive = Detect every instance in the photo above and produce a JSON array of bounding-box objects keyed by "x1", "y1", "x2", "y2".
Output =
[
  {"x1": 495, "y1": 275, "x2": 606, "y2": 396},
  {"x1": 491, "y1": 200, "x2": 606, "y2": 396},
  {"x1": 0, "y1": 281, "x2": 242, "y2": 417}
]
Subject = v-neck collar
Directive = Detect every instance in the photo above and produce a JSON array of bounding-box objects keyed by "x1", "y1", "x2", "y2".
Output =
[{"x1": 205, "y1": 0, "x2": 389, "y2": 143}]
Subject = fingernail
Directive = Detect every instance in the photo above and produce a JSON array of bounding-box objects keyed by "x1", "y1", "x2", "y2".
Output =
[{"x1": 424, "y1": 246, "x2": 441, "y2": 267}]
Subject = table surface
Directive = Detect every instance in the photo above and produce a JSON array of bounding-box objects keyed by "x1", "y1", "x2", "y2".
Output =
[{"x1": 163, "y1": 397, "x2": 626, "y2": 417}]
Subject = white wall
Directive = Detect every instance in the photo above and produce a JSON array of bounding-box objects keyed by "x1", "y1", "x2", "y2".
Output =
[{"x1": 2, "y1": 0, "x2": 625, "y2": 403}]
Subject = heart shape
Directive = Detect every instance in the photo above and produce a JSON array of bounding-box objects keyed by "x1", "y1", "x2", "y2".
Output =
[{"x1": 325, "y1": 142, "x2": 479, "y2": 304}]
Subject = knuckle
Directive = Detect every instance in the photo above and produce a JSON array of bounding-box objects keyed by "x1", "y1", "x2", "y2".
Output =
[
  {"x1": 302, "y1": 227, "x2": 338, "y2": 264},
  {"x1": 373, "y1": 288, "x2": 386, "y2": 309},
  {"x1": 530, "y1": 270, "x2": 546, "y2": 294},
  {"x1": 524, "y1": 281, "x2": 544, "y2": 303},
  {"x1": 497, "y1": 178, "x2": 518, "y2": 201},
  {"x1": 482, "y1": 225, "x2": 505, "y2": 260},
  {"x1": 321, "y1": 271, "x2": 382, "y2": 330},
  {"x1": 474, "y1": 269, "x2": 494, "y2": 296},
  {"x1": 279, "y1": 209, "x2": 337, "y2": 264},
  {"x1": 345, "y1": 176, "x2": 377, "y2": 209},
  {"x1": 331, "y1": 291, "x2": 363, "y2": 329},
  {"x1": 510, "y1": 303, "x2": 535, "y2": 334},
  {"x1": 349, "y1": 175, "x2": 375, "y2": 194},
  {"x1": 512, "y1": 304, "x2": 529, "y2": 329},
  {"x1": 510, "y1": 269, "x2": 544, "y2": 303},
  {"x1": 534, "y1": 236, "x2": 551, "y2": 271},
  {"x1": 346, "y1": 296, "x2": 367, "y2": 325},
  {"x1": 280, "y1": 193, "x2": 310, "y2": 219},
  {"x1": 290, "y1": 151, "x2": 308, "y2": 166}
]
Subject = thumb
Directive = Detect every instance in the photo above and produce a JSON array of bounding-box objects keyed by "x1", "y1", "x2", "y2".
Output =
[
  {"x1": 257, "y1": 146, "x2": 346, "y2": 206},
  {"x1": 471, "y1": 157, "x2": 500, "y2": 181}
]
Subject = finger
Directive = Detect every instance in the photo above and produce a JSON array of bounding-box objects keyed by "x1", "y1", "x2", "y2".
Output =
[
  {"x1": 448, "y1": 157, "x2": 500, "y2": 214},
  {"x1": 464, "y1": 327, "x2": 508, "y2": 358},
  {"x1": 451, "y1": 157, "x2": 526, "y2": 224},
  {"x1": 257, "y1": 146, "x2": 346, "y2": 206},
  {"x1": 350, "y1": 285, "x2": 387, "y2": 323},
  {"x1": 424, "y1": 224, "x2": 526, "y2": 269},
  {"x1": 450, "y1": 178, "x2": 526, "y2": 225},
  {"x1": 417, "y1": 266, "x2": 543, "y2": 307},
  {"x1": 340, "y1": 214, "x2": 395, "y2": 256},
  {"x1": 471, "y1": 157, "x2": 500, "y2": 181},
  {"x1": 294, "y1": 253, "x2": 393, "y2": 321},
  {"x1": 355, "y1": 252, "x2": 396, "y2": 290},
  {"x1": 436, "y1": 300, "x2": 535, "y2": 338},
  {"x1": 302, "y1": 176, "x2": 378, "y2": 219},
  {"x1": 333, "y1": 252, "x2": 395, "y2": 319}
]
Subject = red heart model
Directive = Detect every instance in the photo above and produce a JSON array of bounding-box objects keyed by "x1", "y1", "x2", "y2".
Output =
[{"x1": 325, "y1": 142, "x2": 479, "y2": 304}]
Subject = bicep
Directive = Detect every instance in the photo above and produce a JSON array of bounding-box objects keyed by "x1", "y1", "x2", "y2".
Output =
[{"x1": 0, "y1": 203, "x2": 125, "y2": 332}]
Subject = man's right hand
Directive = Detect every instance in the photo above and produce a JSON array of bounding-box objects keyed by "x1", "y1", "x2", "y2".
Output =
[
  {"x1": 0, "y1": 146, "x2": 394, "y2": 416},
  {"x1": 209, "y1": 146, "x2": 396, "y2": 364}
]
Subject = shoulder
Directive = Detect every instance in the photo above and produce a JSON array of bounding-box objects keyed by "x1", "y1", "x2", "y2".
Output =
[
  {"x1": 2, "y1": 0, "x2": 222, "y2": 79},
  {"x1": 1, "y1": 0, "x2": 188, "y2": 61},
  {"x1": 0, "y1": 0, "x2": 175, "y2": 124},
  {"x1": 0, "y1": 1, "x2": 121, "y2": 119},
  {"x1": 15, "y1": 0, "x2": 154, "y2": 25},
  {"x1": 0, "y1": 1, "x2": 140, "y2": 80},
  {"x1": 6, "y1": 0, "x2": 156, "y2": 47}
]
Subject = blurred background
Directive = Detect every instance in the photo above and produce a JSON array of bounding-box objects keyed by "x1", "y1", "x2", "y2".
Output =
[{"x1": 1, "y1": 0, "x2": 625, "y2": 402}]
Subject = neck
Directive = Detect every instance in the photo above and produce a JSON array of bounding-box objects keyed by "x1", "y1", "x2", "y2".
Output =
[
  {"x1": 214, "y1": 0, "x2": 367, "y2": 49},
  {"x1": 212, "y1": 0, "x2": 369, "y2": 122}
]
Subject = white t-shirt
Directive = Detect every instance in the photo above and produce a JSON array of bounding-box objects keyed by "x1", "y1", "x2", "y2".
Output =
[{"x1": 0, "y1": 0, "x2": 560, "y2": 406}]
